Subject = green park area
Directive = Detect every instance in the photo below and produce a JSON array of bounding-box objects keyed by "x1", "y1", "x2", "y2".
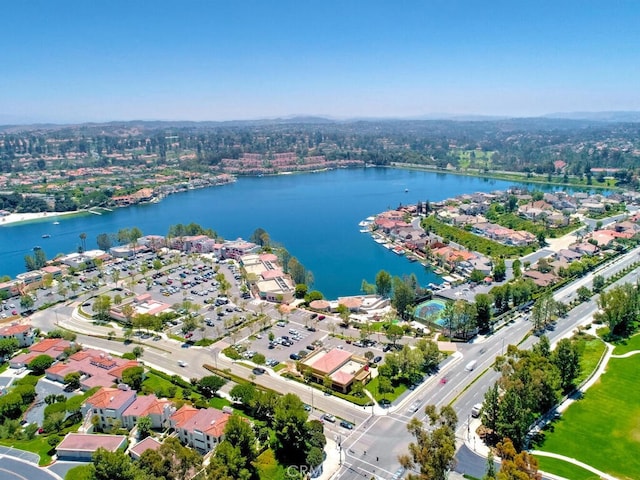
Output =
[
  {"x1": 535, "y1": 351, "x2": 640, "y2": 479},
  {"x1": 536, "y1": 456, "x2": 601, "y2": 480},
  {"x1": 612, "y1": 332, "x2": 640, "y2": 355}
]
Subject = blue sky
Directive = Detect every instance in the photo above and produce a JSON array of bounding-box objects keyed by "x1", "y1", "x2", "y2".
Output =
[{"x1": 1, "y1": 0, "x2": 639, "y2": 123}]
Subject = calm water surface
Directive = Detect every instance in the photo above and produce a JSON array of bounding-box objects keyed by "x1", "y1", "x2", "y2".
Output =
[{"x1": 1, "y1": 168, "x2": 539, "y2": 298}]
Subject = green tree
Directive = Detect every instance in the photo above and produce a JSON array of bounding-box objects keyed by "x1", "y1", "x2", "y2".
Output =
[
  {"x1": 273, "y1": 393, "x2": 309, "y2": 464},
  {"x1": 493, "y1": 258, "x2": 506, "y2": 282},
  {"x1": 386, "y1": 324, "x2": 404, "y2": 346},
  {"x1": 378, "y1": 375, "x2": 394, "y2": 401},
  {"x1": 399, "y1": 405, "x2": 458, "y2": 480},
  {"x1": 375, "y1": 270, "x2": 393, "y2": 298},
  {"x1": 94, "y1": 295, "x2": 112, "y2": 322},
  {"x1": 224, "y1": 414, "x2": 256, "y2": 464},
  {"x1": 121, "y1": 366, "x2": 144, "y2": 391},
  {"x1": 512, "y1": 259, "x2": 522, "y2": 279},
  {"x1": 206, "y1": 441, "x2": 251, "y2": 480},
  {"x1": 481, "y1": 383, "x2": 500, "y2": 433},
  {"x1": 92, "y1": 447, "x2": 144, "y2": 480},
  {"x1": 0, "y1": 337, "x2": 19, "y2": 359},
  {"x1": 495, "y1": 438, "x2": 542, "y2": 480},
  {"x1": 552, "y1": 338, "x2": 581, "y2": 393},
  {"x1": 197, "y1": 375, "x2": 227, "y2": 398},
  {"x1": 41, "y1": 412, "x2": 65, "y2": 433},
  {"x1": 64, "y1": 372, "x2": 81, "y2": 390},
  {"x1": 474, "y1": 293, "x2": 493, "y2": 332},
  {"x1": 28, "y1": 354, "x2": 55, "y2": 374},
  {"x1": 594, "y1": 282, "x2": 638, "y2": 336},
  {"x1": 496, "y1": 387, "x2": 532, "y2": 451},
  {"x1": 136, "y1": 415, "x2": 152, "y2": 440},
  {"x1": 131, "y1": 346, "x2": 144, "y2": 359},
  {"x1": 392, "y1": 275, "x2": 416, "y2": 320},
  {"x1": 592, "y1": 274, "x2": 605, "y2": 293},
  {"x1": 576, "y1": 286, "x2": 591, "y2": 301},
  {"x1": 96, "y1": 233, "x2": 113, "y2": 251},
  {"x1": 20, "y1": 294, "x2": 35, "y2": 310},
  {"x1": 252, "y1": 353, "x2": 266, "y2": 365},
  {"x1": 230, "y1": 383, "x2": 257, "y2": 406}
]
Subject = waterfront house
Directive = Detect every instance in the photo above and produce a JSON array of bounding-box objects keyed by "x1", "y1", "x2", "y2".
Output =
[
  {"x1": 221, "y1": 239, "x2": 259, "y2": 259},
  {"x1": 0, "y1": 280, "x2": 21, "y2": 298}
]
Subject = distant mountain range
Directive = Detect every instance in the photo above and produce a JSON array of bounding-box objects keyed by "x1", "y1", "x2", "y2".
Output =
[
  {"x1": 2, "y1": 111, "x2": 640, "y2": 130},
  {"x1": 542, "y1": 111, "x2": 640, "y2": 122}
]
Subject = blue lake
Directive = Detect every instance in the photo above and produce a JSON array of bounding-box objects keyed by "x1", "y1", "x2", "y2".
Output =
[{"x1": 0, "y1": 168, "x2": 567, "y2": 299}]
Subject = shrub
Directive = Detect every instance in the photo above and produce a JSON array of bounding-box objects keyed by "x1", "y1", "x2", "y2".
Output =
[{"x1": 44, "y1": 402, "x2": 68, "y2": 417}]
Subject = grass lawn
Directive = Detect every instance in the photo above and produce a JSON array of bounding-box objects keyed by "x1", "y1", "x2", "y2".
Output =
[
  {"x1": 0, "y1": 437, "x2": 54, "y2": 466},
  {"x1": 142, "y1": 371, "x2": 197, "y2": 400},
  {"x1": 574, "y1": 336, "x2": 606, "y2": 386},
  {"x1": 536, "y1": 456, "x2": 601, "y2": 480},
  {"x1": 208, "y1": 396, "x2": 232, "y2": 410},
  {"x1": 613, "y1": 333, "x2": 640, "y2": 356},
  {"x1": 535, "y1": 354, "x2": 640, "y2": 480},
  {"x1": 255, "y1": 448, "x2": 286, "y2": 480},
  {"x1": 365, "y1": 376, "x2": 408, "y2": 402}
]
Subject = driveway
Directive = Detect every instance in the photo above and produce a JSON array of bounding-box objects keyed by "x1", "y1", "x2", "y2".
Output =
[
  {"x1": 0, "y1": 451, "x2": 60, "y2": 480},
  {"x1": 23, "y1": 379, "x2": 77, "y2": 426}
]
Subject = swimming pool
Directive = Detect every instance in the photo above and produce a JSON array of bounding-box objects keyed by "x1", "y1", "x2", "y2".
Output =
[{"x1": 415, "y1": 299, "x2": 447, "y2": 326}]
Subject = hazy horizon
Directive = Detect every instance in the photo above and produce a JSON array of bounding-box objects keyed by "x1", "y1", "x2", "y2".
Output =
[{"x1": 2, "y1": 1, "x2": 639, "y2": 124}]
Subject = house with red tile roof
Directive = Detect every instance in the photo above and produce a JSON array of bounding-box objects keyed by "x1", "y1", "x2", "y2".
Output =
[
  {"x1": 302, "y1": 348, "x2": 371, "y2": 393},
  {"x1": 0, "y1": 323, "x2": 35, "y2": 347},
  {"x1": 169, "y1": 405, "x2": 233, "y2": 453},
  {"x1": 10, "y1": 337, "x2": 70, "y2": 368},
  {"x1": 128, "y1": 436, "x2": 162, "y2": 460},
  {"x1": 82, "y1": 387, "x2": 137, "y2": 430},
  {"x1": 122, "y1": 394, "x2": 175, "y2": 430},
  {"x1": 56, "y1": 433, "x2": 127, "y2": 461},
  {"x1": 45, "y1": 348, "x2": 140, "y2": 390}
]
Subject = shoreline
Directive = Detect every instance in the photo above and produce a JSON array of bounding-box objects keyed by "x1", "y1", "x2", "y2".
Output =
[{"x1": 0, "y1": 210, "x2": 85, "y2": 227}]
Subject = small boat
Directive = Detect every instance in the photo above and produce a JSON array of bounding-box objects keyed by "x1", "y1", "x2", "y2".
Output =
[
  {"x1": 405, "y1": 188, "x2": 409, "y2": 192},
  {"x1": 359, "y1": 228, "x2": 370, "y2": 233},
  {"x1": 42, "y1": 234, "x2": 51, "y2": 238},
  {"x1": 33, "y1": 246, "x2": 41, "y2": 250},
  {"x1": 52, "y1": 221, "x2": 60, "y2": 225}
]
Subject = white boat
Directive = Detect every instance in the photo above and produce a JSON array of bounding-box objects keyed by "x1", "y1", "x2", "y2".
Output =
[
  {"x1": 373, "y1": 237, "x2": 385, "y2": 244},
  {"x1": 53, "y1": 221, "x2": 60, "y2": 225},
  {"x1": 358, "y1": 220, "x2": 370, "y2": 227},
  {"x1": 359, "y1": 228, "x2": 370, "y2": 233}
]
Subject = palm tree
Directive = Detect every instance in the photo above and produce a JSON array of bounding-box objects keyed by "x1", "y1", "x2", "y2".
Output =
[{"x1": 79, "y1": 232, "x2": 87, "y2": 253}]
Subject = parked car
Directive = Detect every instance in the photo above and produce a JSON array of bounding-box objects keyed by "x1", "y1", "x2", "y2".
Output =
[
  {"x1": 289, "y1": 353, "x2": 301, "y2": 361},
  {"x1": 373, "y1": 356, "x2": 382, "y2": 363}
]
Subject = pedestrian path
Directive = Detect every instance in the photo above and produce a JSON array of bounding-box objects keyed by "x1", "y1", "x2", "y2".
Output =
[
  {"x1": 461, "y1": 341, "x2": 619, "y2": 480},
  {"x1": 529, "y1": 451, "x2": 619, "y2": 480}
]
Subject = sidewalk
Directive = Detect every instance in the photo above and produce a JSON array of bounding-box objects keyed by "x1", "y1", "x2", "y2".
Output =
[{"x1": 461, "y1": 341, "x2": 618, "y2": 480}]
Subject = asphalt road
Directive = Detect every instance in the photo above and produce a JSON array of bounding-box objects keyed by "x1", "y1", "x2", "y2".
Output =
[
  {"x1": 0, "y1": 452, "x2": 60, "y2": 480},
  {"x1": 26, "y1": 245, "x2": 640, "y2": 480},
  {"x1": 335, "y1": 245, "x2": 640, "y2": 480}
]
